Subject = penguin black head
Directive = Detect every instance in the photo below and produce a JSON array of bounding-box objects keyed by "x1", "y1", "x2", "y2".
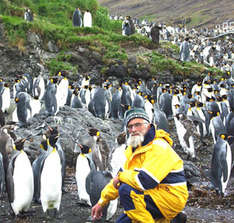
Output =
[
  {"x1": 14, "y1": 138, "x2": 26, "y2": 151},
  {"x1": 117, "y1": 132, "x2": 126, "y2": 145},
  {"x1": 4, "y1": 83, "x2": 9, "y2": 88},
  {"x1": 14, "y1": 78, "x2": 21, "y2": 83},
  {"x1": 48, "y1": 134, "x2": 59, "y2": 147},
  {"x1": 88, "y1": 128, "x2": 100, "y2": 137},
  {"x1": 46, "y1": 126, "x2": 59, "y2": 138},
  {"x1": 79, "y1": 144, "x2": 91, "y2": 154}
]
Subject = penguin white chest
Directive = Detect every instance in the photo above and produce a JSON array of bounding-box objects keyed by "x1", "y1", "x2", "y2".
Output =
[
  {"x1": 2, "y1": 87, "x2": 11, "y2": 112},
  {"x1": 56, "y1": 79, "x2": 69, "y2": 108},
  {"x1": 75, "y1": 154, "x2": 91, "y2": 205},
  {"x1": 40, "y1": 151, "x2": 62, "y2": 212},
  {"x1": 12, "y1": 151, "x2": 34, "y2": 215},
  {"x1": 31, "y1": 99, "x2": 41, "y2": 117}
]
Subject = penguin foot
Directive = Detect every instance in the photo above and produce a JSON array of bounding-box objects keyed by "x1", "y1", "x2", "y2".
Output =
[
  {"x1": 17, "y1": 210, "x2": 35, "y2": 218},
  {"x1": 33, "y1": 198, "x2": 41, "y2": 204},
  {"x1": 53, "y1": 209, "x2": 61, "y2": 219},
  {"x1": 45, "y1": 209, "x2": 60, "y2": 219}
]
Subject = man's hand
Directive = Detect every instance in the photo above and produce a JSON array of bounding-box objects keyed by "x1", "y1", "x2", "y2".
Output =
[
  {"x1": 113, "y1": 176, "x2": 121, "y2": 189},
  {"x1": 91, "y1": 203, "x2": 103, "y2": 220}
]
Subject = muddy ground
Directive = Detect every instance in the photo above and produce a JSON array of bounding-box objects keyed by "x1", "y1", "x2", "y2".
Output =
[{"x1": 0, "y1": 120, "x2": 234, "y2": 223}]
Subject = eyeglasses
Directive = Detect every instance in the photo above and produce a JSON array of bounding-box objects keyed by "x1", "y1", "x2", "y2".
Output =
[{"x1": 127, "y1": 122, "x2": 148, "y2": 130}]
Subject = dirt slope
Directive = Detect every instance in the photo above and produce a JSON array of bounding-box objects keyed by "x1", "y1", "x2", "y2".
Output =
[{"x1": 98, "y1": 0, "x2": 234, "y2": 27}]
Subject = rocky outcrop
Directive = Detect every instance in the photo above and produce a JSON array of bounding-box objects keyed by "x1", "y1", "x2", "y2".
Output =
[{"x1": 14, "y1": 106, "x2": 122, "y2": 168}]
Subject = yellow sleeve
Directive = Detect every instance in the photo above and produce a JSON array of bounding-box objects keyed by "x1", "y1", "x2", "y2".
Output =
[
  {"x1": 118, "y1": 170, "x2": 144, "y2": 191},
  {"x1": 98, "y1": 179, "x2": 119, "y2": 207}
]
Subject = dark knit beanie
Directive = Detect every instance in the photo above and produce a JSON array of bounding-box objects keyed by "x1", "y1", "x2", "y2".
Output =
[{"x1": 124, "y1": 108, "x2": 150, "y2": 126}]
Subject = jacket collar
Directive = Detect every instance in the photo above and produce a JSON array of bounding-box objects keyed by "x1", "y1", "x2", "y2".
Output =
[
  {"x1": 130, "y1": 124, "x2": 173, "y2": 154},
  {"x1": 142, "y1": 124, "x2": 155, "y2": 146}
]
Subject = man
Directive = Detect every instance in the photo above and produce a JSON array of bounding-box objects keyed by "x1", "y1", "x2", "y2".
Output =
[
  {"x1": 92, "y1": 108, "x2": 188, "y2": 223},
  {"x1": 24, "y1": 9, "x2": 33, "y2": 22},
  {"x1": 150, "y1": 24, "x2": 162, "y2": 44},
  {"x1": 122, "y1": 16, "x2": 135, "y2": 36},
  {"x1": 180, "y1": 37, "x2": 190, "y2": 62}
]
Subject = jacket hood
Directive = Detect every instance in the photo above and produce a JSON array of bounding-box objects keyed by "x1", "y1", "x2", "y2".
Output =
[{"x1": 142, "y1": 124, "x2": 173, "y2": 147}]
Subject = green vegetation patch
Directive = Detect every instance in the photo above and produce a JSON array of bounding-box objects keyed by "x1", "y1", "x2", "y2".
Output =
[{"x1": 46, "y1": 52, "x2": 78, "y2": 76}]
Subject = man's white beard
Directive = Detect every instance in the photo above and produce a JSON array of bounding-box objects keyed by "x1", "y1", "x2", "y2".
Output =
[{"x1": 127, "y1": 134, "x2": 144, "y2": 148}]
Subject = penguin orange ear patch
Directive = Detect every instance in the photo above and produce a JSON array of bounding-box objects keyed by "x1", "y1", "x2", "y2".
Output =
[
  {"x1": 221, "y1": 134, "x2": 225, "y2": 139},
  {"x1": 97, "y1": 131, "x2": 100, "y2": 136}
]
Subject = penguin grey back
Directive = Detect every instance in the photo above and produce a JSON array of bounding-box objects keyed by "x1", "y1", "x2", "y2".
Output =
[
  {"x1": 86, "y1": 170, "x2": 112, "y2": 220},
  {"x1": 44, "y1": 82, "x2": 57, "y2": 115},
  {"x1": 0, "y1": 152, "x2": 5, "y2": 196},
  {"x1": 16, "y1": 92, "x2": 31, "y2": 125},
  {"x1": 93, "y1": 88, "x2": 108, "y2": 119}
]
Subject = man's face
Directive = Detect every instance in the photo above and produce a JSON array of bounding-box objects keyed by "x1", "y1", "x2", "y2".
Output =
[{"x1": 126, "y1": 118, "x2": 150, "y2": 148}]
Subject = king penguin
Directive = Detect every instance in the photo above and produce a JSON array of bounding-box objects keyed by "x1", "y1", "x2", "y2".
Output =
[
  {"x1": 22, "y1": 73, "x2": 33, "y2": 95},
  {"x1": 86, "y1": 170, "x2": 118, "y2": 222},
  {"x1": 208, "y1": 102, "x2": 225, "y2": 144},
  {"x1": 1, "y1": 83, "x2": 11, "y2": 114},
  {"x1": 56, "y1": 72, "x2": 69, "y2": 109},
  {"x1": 32, "y1": 75, "x2": 45, "y2": 100},
  {"x1": 0, "y1": 127, "x2": 15, "y2": 198},
  {"x1": 153, "y1": 103, "x2": 170, "y2": 133},
  {"x1": 210, "y1": 133, "x2": 232, "y2": 196},
  {"x1": 13, "y1": 92, "x2": 32, "y2": 128},
  {"x1": 109, "y1": 132, "x2": 127, "y2": 177},
  {"x1": 83, "y1": 10, "x2": 92, "y2": 27},
  {"x1": 6, "y1": 138, "x2": 34, "y2": 216},
  {"x1": 71, "y1": 87, "x2": 83, "y2": 109},
  {"x1": 174, "y1": 113, "x2": 200, "y2": 159},
  {"x1": 110, "y1": 86, "x2": 122, "y2": 120},
  {"x1": 44, "y1": 78, "x2": 58, "y2": 116},
  {"x1": 88, "y1": 128, "x2": 110, "y2": 171},
  {"x1": 40, "y1": 133, "x2": 62, "y2": 216},
  {"x1": 75, "y1": 143, "x2": 93, "y2": 206},
  {"x1": 91, "y1": 87, "x2": 109, "y2": 119},
  {"x1": 158, "y1": 87, "x2": 173, "y2": 119}
]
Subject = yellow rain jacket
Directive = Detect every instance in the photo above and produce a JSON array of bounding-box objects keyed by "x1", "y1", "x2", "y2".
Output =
[{"x1": 98, "y1": 126, "x2": 188, "y2": 220}]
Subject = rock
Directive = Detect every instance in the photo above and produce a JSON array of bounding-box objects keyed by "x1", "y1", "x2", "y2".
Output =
[
  {"x1": 14, "y1": 106, "x2": 122, "y2": 167},
  {"x1": 47, "y1": 40, "x2": 59, "y2": 53}
]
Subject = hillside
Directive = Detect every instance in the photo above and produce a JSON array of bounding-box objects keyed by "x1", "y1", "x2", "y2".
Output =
[
  {"x1": 98, "y1": 0, "x2": 234, "y2": 28},
  {"x1": 0, "y1": 0, "x2": 222, "y2": 83}
]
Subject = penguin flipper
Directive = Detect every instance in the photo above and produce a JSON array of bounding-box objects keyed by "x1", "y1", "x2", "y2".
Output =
[
  {"x1": 33, "y1": 153, "x2": 47, "y2": 201},
  {"x1": 57, "y1": 147, "x2": 66, "y2": 188},
  {"x1": 220, "y1": 147, "x2": 228, "y2": 182},
  {"x1": 6, "y1": 154, "x2": 18, "y2": 203},
  {"x1": 0, "y1": 153, "x2": 5, "y2": 194}
]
